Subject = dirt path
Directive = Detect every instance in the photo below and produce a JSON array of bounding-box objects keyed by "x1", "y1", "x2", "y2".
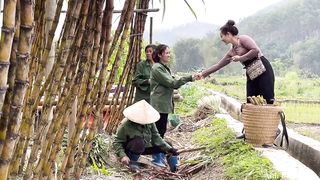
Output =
[{"x1": 81, "y1": 108, "x2": 223, "y2": 179}]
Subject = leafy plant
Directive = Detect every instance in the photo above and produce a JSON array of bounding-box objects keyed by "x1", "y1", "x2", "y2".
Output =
[
  {"x1": 90, "y1": 158, "x2": 112, "y2": 176},
  {"x1": 192, "y1": 118, "x2": 283, "y2": 180},
  {"x1": 174, "y1": 82, "x2": 209, "y2": 116}
]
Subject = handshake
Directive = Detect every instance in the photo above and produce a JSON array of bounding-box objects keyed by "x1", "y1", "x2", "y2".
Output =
[{"x1": 192, "y1": 72, "x2": 203, "y2": 81}]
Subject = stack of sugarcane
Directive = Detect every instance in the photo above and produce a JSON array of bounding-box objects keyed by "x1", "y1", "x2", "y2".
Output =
[{"x1": 247, "y1": 95, "x2": 267, "y2": 105}]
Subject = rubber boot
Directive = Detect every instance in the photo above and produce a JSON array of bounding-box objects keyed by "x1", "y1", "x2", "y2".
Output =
[
  {"x1": 128, "y1": 161, "x2": 140, "y2": 173},
  {"x1": 126, "y1": 151, "x2": 141, "y2": 172},
  {"x1": 159, "y1": 153, "x2": 166, "y2": 164},
  {"x1": 151, "y1": 153, "x2": 166, "y2": 167},
  {"x1": 167, "y1": 155, "x2": 178, "y2": 172}
]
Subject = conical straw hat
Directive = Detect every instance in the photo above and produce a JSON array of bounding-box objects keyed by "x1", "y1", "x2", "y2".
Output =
[{"x1": 123, "y1": 100, "x2": 160, "y2": 124}]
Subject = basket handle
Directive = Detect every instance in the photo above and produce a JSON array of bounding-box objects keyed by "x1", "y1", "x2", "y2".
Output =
[{"x1": 279, "y1": 111, "x2": 289, "y2": 148}]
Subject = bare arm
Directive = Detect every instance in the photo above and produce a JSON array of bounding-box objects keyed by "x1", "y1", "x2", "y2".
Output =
[
  {"x1": 237, "y1": 35, "x2": 260, "y2": 62},
  {"x1": 201, "y1": 50, "x2": 232, "y2": 78}
]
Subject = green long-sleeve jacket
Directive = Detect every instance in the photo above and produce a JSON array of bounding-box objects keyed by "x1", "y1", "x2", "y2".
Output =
[
  {"x1": 150, "y1": 63, "x2": 193, "y2": 114},
  {"x1": 132, "y1": 60, "x2": 152, "y2": 103},
  {"x1": 113, "y1": 119, "x2": 172, "y2": 159}
]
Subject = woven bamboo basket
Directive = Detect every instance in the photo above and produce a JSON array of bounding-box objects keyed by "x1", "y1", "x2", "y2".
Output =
[{"x1": 242, "y1": 103, "x2": 282, "y2": 147}]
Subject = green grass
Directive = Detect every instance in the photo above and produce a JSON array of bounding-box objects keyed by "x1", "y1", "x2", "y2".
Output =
[
  {"x1": 282, "y1": 102, "x2": 320, "y2": 124},
  {"x1": 175, "y1": 83, "x2": 210, "y2": 116},
  {"x1": 200, "y1": 75, "x2": 320, "y2": 125},
  {"x1": 192, "y1": 118, "x2": 283, "y2": 180}
]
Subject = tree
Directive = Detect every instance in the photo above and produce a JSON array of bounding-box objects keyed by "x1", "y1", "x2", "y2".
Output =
[
  {"x1": 291, "y1": 34, "x2": 320, "y2": 75},
  {"x1": 173, "y1": 38, "x2": 204, "y2": 72}
]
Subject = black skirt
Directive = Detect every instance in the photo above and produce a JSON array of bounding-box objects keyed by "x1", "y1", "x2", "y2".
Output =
[{"x1": 246, "y1": 56, "x2": 275, "y2": 104}]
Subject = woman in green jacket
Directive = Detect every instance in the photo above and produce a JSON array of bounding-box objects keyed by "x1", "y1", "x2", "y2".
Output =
[
  {"x1": 113, "y1": 100, "x2": 179, "y2": 172},
  {"x1": 132, "y1": 44, "x2": 156, "y2": 103},
  {"x1": 150, "y1": 44, "x2": 197, "y2": 137}
]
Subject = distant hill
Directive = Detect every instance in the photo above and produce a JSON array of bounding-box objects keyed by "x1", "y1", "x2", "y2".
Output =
[
  {"x1": 144, "y1": 21, "x2": 217, "y2": 46},
  {"x1": 238, "y1": 0, "x2": 320, "y2": 60},
  {"x1": 171, "y1": 0, "x2": 320, "y2": 75}
]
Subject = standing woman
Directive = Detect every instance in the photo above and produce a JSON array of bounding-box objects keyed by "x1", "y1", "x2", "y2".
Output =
[
  {"x1": 150, "y1": 44, "x2": 197, "y2": 166},
  {"x1": 201, "y1": 20, "x2": 275, "y2": 104},
  {"x1": 150, "y1": 44, "x2": 196, "y2": 138},
  {"x1": 132, "y1": 44, "x2": 156, "y2": 103}
]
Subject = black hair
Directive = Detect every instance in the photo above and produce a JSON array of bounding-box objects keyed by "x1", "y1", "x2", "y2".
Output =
[
  {"x1": 153, "y1": 44, "x2": 169, "y2": 63},
  {"x1": 145, "y1": 44, "x2": 156, "y2": 52},
  {"x1": 220, "y1": 20, "x2": 239, "y2": 36}
]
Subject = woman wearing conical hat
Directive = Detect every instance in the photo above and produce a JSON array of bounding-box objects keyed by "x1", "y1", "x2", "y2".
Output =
[{"x1": 113, "y1": 100, "x2": 179, "y2": 172}]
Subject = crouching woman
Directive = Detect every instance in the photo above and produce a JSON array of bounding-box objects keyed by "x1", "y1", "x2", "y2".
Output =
[{"x1": 113, "y1": 100, "x2": 179, "y2": 172}]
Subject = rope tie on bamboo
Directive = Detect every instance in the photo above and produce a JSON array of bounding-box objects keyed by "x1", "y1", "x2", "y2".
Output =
[
  {"x1": 10, "y1": 105, "x2": 22, "y2": 117},
  {"x1": 48, "y1": 31, "x2": 55, "y2": 37},
  {"x1": 130, "y1": 33, "x2": 143, "y2": 37},
  {"x1": 45, "y1": 17, "x2": 54, "y2": 21},
  {"x1": 8, "y1": 132, "x2": 19, "y2": 140},
  {"x1": 0, "y1": 157, "x2": 12, "y2": 165},
  {"x1": 20, "y1": 24, "x2": 33, "y2": 30},
  {"x1": 16, "y1": 52, "x2": 30, "y2": 62},
  {"x1": 15, "y1": 80, "x2": 30, "y2": 88},
  {"x1": 0, "y1": 62, "x2": 10, "y2": 70},
  {"x1": 0, "y1": 86, "x2": 8, "y2": 94},
  {"x1": 1, "y1": 26, "x2": 15, "y2": 33}
]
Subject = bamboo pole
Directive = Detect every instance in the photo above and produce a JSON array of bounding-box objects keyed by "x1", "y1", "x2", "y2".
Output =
[
  {"x1": 11, "y1": 1, "x2": 63, "y2": 178},
  {"x1": 23, "y1": 0, "x2": 80, "y2": 179},
  {"x1": 74, "y1": 1, "x2": 106, "y2": 177},
  {"x1": 0, "y1": 0, "x2": 20, "y2": 156},
  {"x1": 36, "y1": 3, "x2": 90, "y2": 176},
  {"x1": 33, "y1": 0, "x2": 86, "y2": 178},
  {"x1": 59, "y1": 3, "x2": 100, "y2": 179},
  {"x1": 93, "y1": 0, "x2": 114, "y2": 133},
  {"x1": 107, "y1": 0, "x2": 149, "y2": 133},
  {"x1": 103, "y1": 0, "x2": 136, "y2": 133},
  {"x1": 8, "y1": 0, "x2": 45, "y2": 175},
  {"x1": 0, "y1": 0, "x2": 34, "y2": 179},
  {"x1": 39, "y1": 2, "x2": 94, "y2": 179},
  {"x1": 113, "y1": 8, "x2": 159, "y2": 13},
  {"x1": 107, "y1": 0, "x2": 130, "y2": 59},
  {"x1": 0, "y1": 0, "x2": 18, "y2": 152}
]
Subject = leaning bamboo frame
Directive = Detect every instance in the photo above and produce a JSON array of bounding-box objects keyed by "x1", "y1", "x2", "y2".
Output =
[{"x1": 0, "y1": 0, "x2": 154, "y2": 178}]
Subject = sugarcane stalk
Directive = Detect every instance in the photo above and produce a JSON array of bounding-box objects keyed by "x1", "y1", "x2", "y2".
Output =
[
  {"x1": 23, "y1": 1, "x2": 80, "y2": 179},
  {"x1": 8, "y1": 0, "x2": 45, "y2": 175},
  {"x1": 0, "y1": 0, "x2": 33, "y2": 179},
  {"x1": 95, "y1": 0, "x2": 114, "y2": 133},
  {"x1": 0, "y1": 1, "x2": 21, "y2": 159},
  {"x1": 73, "y1": 1, "x2": 107, "y2": 177},
  {"x1": 75, "y1": 0, "x2": 114, "y2": 170},
  {"x1": 33, "y1": 2, "x2": 88, "y2": 178},
  {"x1": 107, "y1": 0, "x2": 149, "y2": 133},
  {"x1": 107, "y1": 0, "x2": 130, "y2": 58},
  {"x1": 104, "y1": 0, "x2": 136, "y2": 133},
  {"x1": 0, "y1": 0, "x2": 18, "y2": 153},
  {"x1": 12, "y1": 0, "x2": 62, "y2": 177},
  {"x1": 36, "y1": 2, "x2": 89, "y2": 176}
]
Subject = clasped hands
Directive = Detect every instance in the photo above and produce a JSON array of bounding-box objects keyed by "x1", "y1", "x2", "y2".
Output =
[{"x1": 192, "y1": 72, "x2": 203, "y2": 81}]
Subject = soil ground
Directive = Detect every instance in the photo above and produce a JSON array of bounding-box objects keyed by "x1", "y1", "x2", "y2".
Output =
[
  {"x1": 81, "y1": 110, "x2": 320, "y2": 179},
  {"x1": 81, "y1": 108, "x2": 224, "y2": 180}
]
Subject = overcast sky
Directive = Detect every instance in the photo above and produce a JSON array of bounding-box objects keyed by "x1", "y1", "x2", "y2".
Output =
[
  {"x1": 0, "y1": 0, "x2": 283, "y2": 38},
  {"x1": 114, "y1": 0, "x2": 283, "y2": 30}
]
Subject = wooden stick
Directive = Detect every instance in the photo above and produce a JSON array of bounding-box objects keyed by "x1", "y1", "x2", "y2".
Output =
[{"x1": 177, "y1": 147, "x2": 206, "y2": 154}]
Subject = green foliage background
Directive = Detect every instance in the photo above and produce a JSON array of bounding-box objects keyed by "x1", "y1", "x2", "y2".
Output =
[{"x1": 172, "y1": 0, "x2": 320, "y2": 77}]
